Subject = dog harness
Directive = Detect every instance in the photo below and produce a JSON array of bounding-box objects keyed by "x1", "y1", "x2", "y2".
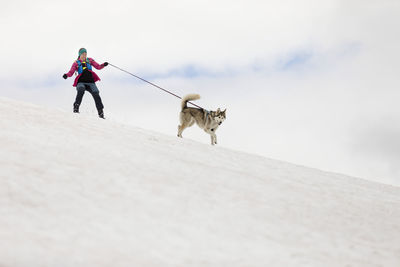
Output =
[{"x1": 204, "y1": 109, "x2": 210, "y2": 121}]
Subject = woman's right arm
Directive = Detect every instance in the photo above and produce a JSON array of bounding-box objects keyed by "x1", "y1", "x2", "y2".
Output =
[{"x1": 66, "y1": 61, "x2": 78, "y2": 77}]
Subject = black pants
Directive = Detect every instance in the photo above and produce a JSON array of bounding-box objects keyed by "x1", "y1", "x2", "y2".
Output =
[{"x1": 74, "y1": 82, "x2": 104, "y2": 111}]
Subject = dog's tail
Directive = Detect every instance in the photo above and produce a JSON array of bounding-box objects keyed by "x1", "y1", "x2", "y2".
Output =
[{"x1": 181, "y1": 94, "x2": 200, "y2": 110}]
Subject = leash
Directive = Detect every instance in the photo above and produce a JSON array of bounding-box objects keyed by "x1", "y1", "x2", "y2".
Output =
[{"x1": 108, "y1": 63, "x2": 205, "y2": 110}]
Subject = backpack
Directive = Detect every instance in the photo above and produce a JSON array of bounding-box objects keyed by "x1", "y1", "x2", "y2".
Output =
[{"x1": 76, "y1": 58, "x2": 93, "y2": 74}]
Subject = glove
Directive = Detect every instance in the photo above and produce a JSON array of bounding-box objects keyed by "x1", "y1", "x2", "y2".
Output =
[
  {"x1": 103, "y1": 62, "x2": 108, "y2": 67},
  {"x1": 63, "y1": 74, "x2": 68, "y2": 79}
]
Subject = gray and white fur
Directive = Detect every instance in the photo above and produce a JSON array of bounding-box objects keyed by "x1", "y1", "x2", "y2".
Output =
[{"x1": 177, "y1": 94, "x2": 226, "y2": 145}]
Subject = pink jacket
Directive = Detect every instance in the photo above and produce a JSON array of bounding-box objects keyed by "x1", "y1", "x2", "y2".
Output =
[{"x1": 66, "y1": 58, "x2": 106, "y2": 87}]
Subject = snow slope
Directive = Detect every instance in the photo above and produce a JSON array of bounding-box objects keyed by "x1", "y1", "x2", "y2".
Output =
[{"x1": 0, "y1": 97, "x2": 399, "y2": 267}]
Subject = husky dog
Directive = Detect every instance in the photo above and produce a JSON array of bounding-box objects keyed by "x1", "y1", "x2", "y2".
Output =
[{"x1": 178, "y1": 94, "x2": 226, "y2": 145}]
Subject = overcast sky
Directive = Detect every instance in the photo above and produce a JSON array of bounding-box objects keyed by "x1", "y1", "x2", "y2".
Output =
[{"x1": 1, "y1": 0, "x2": 400, "y2": 186}]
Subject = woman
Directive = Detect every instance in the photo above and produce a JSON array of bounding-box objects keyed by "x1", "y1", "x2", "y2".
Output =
[{"x1": 63, "y1": 48, "x2": 108, "y2": 119}]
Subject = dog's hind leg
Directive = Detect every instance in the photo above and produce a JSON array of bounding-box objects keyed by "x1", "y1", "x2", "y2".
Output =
[
  {"x1": 177, "y1": 123, "x2": 189, "y2": 138},
  {"x1": 177, "y1": 125, "x2": 184, "y2": 137}
]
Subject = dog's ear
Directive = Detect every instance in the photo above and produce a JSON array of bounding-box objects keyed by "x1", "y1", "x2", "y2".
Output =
[
  {"x1": 217, "y1": 108, "x2": 221, "y2": 113},
  {"x1": 223, "y1": 109, "x2": 226, "y2": 113}
]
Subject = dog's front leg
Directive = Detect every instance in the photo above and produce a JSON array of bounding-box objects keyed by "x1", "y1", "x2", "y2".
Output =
[
  {"x1": 204, "y1": 129, "x2": 215, "y2": 145},
  {"x1": 210, "y1": 131, "x2": 217, "y2": 145},
  {"x1": 211, "y1": 128, "x2": 218, "y2": 145}
]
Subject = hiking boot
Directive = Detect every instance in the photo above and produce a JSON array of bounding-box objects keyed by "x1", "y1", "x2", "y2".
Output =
[
  {"x1": 98, "y1": 110, "x2": 105, "y2": 119},
  {"x1": 73, "y1": 103, "x2": 80, "y2": 113}
]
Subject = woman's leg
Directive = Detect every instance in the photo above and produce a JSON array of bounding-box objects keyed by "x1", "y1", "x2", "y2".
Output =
[
  {"x1": 74, "y1": 83, "x2": 86, "y2": 113},
  {"x1": 87, "y1": 83, "x2": 105, "y2": 118}
]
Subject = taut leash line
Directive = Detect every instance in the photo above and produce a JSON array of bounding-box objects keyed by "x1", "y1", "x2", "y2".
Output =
[{"x1": 109, "y1": 63, "x2": 204, "y2": 109}]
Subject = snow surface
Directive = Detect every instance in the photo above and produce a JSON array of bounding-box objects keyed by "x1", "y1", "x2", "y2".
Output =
[{"x1": 0, "y1": 97, "x2": 400, "y2": 267}]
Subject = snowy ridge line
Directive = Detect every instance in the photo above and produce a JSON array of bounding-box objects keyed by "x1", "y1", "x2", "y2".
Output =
[
  {"x1": 0, "y1": 97, "x2": 392, "y2": 188},
  {"x1": 0, "y1": 96, "x2": 400, "y2": 267}
]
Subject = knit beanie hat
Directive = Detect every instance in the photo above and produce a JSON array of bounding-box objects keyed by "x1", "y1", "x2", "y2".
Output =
[{"x1": 78, "y1": 48, "x2": 87, "y2": 57}]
